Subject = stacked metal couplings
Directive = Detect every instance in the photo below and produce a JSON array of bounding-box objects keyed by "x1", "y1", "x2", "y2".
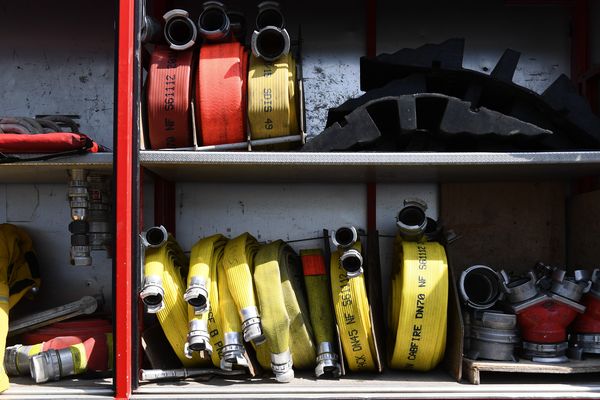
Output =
[
  {"x1": 459, "y1": 265, "x2": 520, "y2": 361},
  {"x1": 501, "y1": 266, "x2": 589, "y2": 363},
  {"x1": 87, "y1": 174, "x2": 112, "y2": 254},
  {"x1": 68, "y1": 169, "x2": 91, "y2": 266},
  {"x1": 139, "y1": 226, "x2": 169, "y2": 313},
  {"x1": 251, "y1": 1, "x2": 290, "y2": 62},
  {"x1": 571, "y1": 269, "x2": 600, "y2": 356},
  {"x1": 330, "y1": 226, "x2": 362, "y2": 278}
]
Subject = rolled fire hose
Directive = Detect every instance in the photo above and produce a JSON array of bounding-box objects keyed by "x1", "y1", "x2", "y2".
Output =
[
  {"x1": 196, "y1": 42, "x2": 248, "y2": 146},
  {"x1": 146, "y1": 46, "x2": 194, "y2": 149},
  {"x1": 330, "y1": 242, "x2": 377, "y2": 371},
  {"x1": 217, "y1": 260, "x2": 249, "y2": 371},
  {"x1": 0, "y1": 224, "x2": 41, "y2": 392},
  {"x1": 247, "y1": 53, "x2": 298, "y2": 140},
  {"x1": 251, "y1": 1, "x2": 290, "y2": 62},
  {"x1": 222, "y1": 233, "x2": 264, "y2": 344},
  {"x1": 207, "y1": 245, "x2": 226, "y2": 368},
  {"x1": 254, "y1": 241, "x2": 316, "y2": 382},
  {"x1": 300, "y1": 249, "x2": 342, "y2": 378},
  {"x1": 185, "y1": 235, "x2": 227, "y2": 358},
  {"x1": 389, "y1": 238, "x2": 448, "y2": 371},
  {"x1": 163, "y1": 9, "x2": 197, "y2": 51},
  {"x1": 143, "y1": 236, "x2": 210, "y2": 367}
]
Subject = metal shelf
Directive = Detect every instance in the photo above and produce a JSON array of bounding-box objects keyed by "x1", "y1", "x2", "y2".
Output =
[
  {"x1": 140, "y1": 151, "x2": 600, "y2": 183},
  {"x1": 3, "y1": 377, "x2": 113, "y2": 399},
  {"x1": 0, "y1": 153, "x2": 113, "y2": 183}
]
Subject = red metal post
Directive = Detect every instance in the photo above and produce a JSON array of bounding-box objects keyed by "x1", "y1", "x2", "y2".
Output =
[
  {"x1": 154, "y1": 177, "x2": 177, "y2": 236},
  {"x1": 115, "y1": 0, "x2": 135, "y2": 397}
]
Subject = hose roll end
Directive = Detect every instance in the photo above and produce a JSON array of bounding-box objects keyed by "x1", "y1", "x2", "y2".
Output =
[
  {"x1": 140, "y1": 275, "x2": 165, "y2": 313},
  {"x1": 396, "y1": 199, "x2": 428, "y2": 241},
  {"x1": 315, "y1": 342, "x2": 342, "y2": 378},
  {"x1": 271, "y1": 350, "x2": 294, "y2": 383},
  {"x1": 251, "y1": 26, "x2": 291, "y2": 62}
]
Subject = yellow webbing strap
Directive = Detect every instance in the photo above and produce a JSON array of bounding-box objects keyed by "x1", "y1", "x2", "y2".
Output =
[
  {"x1": 254, "y1": 241, "x2": 316, "y2": 381},
  {"x1": 389, "y1": 238, "x2": 448, "y2": 371},
  {"x1": 207, "y1": 240, "x2": 227, "y2": 368},
  {"x1": 222, "y1": 233, "x2": 263, "y2": 343},
  {"x1": 0, "y1": 224, "x2": 40, "y2": 392},
  {"x1": 247, "y1": 53, "x2": 298, "y2": 139},
  {"x1": 330, "y1": 243, "x2": 377, "y2": 372},
  {"x1": 144, "y1": 236, "x2": 209, "y2": 367}
]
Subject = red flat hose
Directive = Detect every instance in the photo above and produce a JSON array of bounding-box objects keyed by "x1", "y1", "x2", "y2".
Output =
[
  {"x1": 147, "y1": 46, "x2": 194, "y2": 149},
  {"x1": 196, "y1": 42, "x2": 248, "y2": 145}
]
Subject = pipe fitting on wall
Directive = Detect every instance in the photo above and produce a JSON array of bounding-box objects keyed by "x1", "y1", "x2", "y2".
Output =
[
  {"x1": 459, "y1": 265, "x2": 503, "y2": 310},
  {"x1": 396, "y1": 198, "x2": 428, "y2": 241},
  {"x1": 140, "y1": 275, "x2": 165, "y2": 313},
  {"x1": 163, "y1": 9, "x2": 197, "y2": 51},
  {"x1": 198, "y1": 1, "x2": 230, "y2": 42}
]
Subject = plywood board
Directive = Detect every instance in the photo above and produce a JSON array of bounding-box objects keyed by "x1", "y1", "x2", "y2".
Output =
[
  {"x1": 441, "y1": 182, "x2": 566, "y2": 274},
  {"x1": 568, "y1": 189, "x2": 600, "y2": 268}
]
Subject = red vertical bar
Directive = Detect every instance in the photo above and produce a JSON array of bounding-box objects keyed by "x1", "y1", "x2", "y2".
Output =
[
  {"x1": 154, "y1": 177, "x2": 176, "y2": 235},
  {"x1": 115, "y1": 0, "x2": 135, "y2": 398}
]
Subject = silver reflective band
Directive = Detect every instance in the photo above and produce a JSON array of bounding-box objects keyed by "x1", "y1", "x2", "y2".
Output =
[
  {"x1": 240, "y1": 306, "x2": 264, "y2": 344},
  {"x1": 315, "y1": 342, "x2": 341, "y2": 378},
  {"x1": 220, "y1": 332, "x2": 248, "y2": 371},
  {"x1": 339, "y1": 249, "x2": 363, "y2": 278},
  {"x1": 331, "y1": 226, "x2": 358, "y2": 249},
  {"x1": 185, "y1": 319, "x2": 212, "y2": 358},
  {"x1": 163, "y1": 9, "x2": 197, "y2": 51},
  {"x1": 140, "y1": 275, "x2": 165, "y2": 314},
  {"x1": 184, "y1": 276, "x2": 209, "y2": 313},
  {"x1": 271, "y1": 349, "x2": 294, "y2": 383}
]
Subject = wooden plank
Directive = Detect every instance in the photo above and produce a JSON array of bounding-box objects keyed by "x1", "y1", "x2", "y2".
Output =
[
  {"x1": 441, "y1": 182, "x2": 566, "y2": 274},
  {"x1": 568, "y1": 189, "x2": 600, "y2": 267}
]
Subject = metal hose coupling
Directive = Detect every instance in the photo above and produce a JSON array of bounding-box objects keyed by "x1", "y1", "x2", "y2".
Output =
[
  {"x1": 465, "y1": 311, "x2": 519, "y2": 362},
  {"x1": 240, "y1": 306, "x2": 265, "y2": 344},
  {"x1": 251, "y1": 2, "x2": 290, "y2": 62},
  {"x1": 315, "y1": 342, "x2": 341, "y2": 378},
  {"x1": 140, "y1": 225, "x2": 168, "y2": 248},
  {"x1": 68, "y1": 169, "x2": 91, "y2": 266},
  {"x1": 163, "y1": 9, "x2": 197, "y2": 51},
  {"x1": 184, "y1": 276, "x2": 209, "y2": 313},
  {"x1": 185, "y1": 319, "x2": 212, "y2": 358},
  {"x1": 572, "y1": 269, "x2": 600, "y2": 354},
  {"x1": 271, "y1": 349, "x2": 294, "y2": 383},
  {"x1": 459, "y1": 265, "x2": 503, "y2": 310},
  {"x1": 339, "y1": 248, "x2": 363, "y2": 278},
  {"x1": 396, "y1": 198, "x2": 428, "y2": 241},
  {"x1": 4, "y1": 345, "x2": 33, "y2": 376},
  {"x1": 140, "y1": 275, "x2": 165, "y2": 313},
  {"x1": 220, "y1": 332, "x2": 248, "y2": 371},
  {"x1": 198, "y1": 1, "x2": 230, "y2": 42},
  {"x1": 331, "y1": 226, "x2": 358, "y2": 249},
  {"x1": 30, "y1": 348, "x2": 75, "y2": 383}
]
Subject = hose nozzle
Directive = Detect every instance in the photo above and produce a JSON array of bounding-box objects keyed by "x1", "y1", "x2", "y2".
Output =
[
  {"x1": 396, "y1": 199, "x2": 428, "y2": 241},
  {"x1": 220, "y1": 333, "x2": 248, "y2": 371},
  {"x1": 271, "y1": 350, "x2": 294, "y2": 383},
  {"x1": 140, "y1": 275, "x2": 165, "y2": 313},
  {"x1": 184, "y1": 276, "x2": 209, "y2": 313},
  {"x1": 140, "y1": 225, "x2": 168, "y2": 248},
  {"x1": 198, "y1": 1, "x2": 230, "y2": 42},
  {"x1": 185, "y1": 320, "x2": 212, "y2": 358},
  {"x1": 240, "y1": 306, "x2": 265, "y2": 344},
  {"x1": 163, "y1": 9, "x2": 197, "y2": 51},
  {"x1": 30, "y1": 348, "x2": 75, "y2": 383},
  {"x1": 314, "y1": 342, "x2": 341, "y2": 378}
]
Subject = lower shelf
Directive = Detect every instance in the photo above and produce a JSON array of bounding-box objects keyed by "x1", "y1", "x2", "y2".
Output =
[
  {"x1": 132, "y1": 370, "x2": 600, "y2": 399},
  {"x1": 3, "y1": 377, "x2": 113, "y2": 399}
]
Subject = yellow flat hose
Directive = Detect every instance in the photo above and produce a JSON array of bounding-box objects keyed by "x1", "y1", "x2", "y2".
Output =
[
  {"x1": 254, "y1": 241, "x2": 316, "y2": 382},
  {"x1": 0, "y1": 224, "x2": 40, "y2": 392},
  {"x1": 185, "y1": 235, "x2": 227, "y2": 358},
  {"x1": 330, "y1": 242, "x2": 377, "y2": 372},
  {"x1": 222, "y1": 233, "x2": 264, "y2": 344},
  {"x1": 300, "y1": 249, "x2": 341, "y2": 378},
  {"x1": 144, "y1": 236, "x2": 209, "y2": 367},
  {"x1": 389, "y1": 237, "x2": 448, "y2": 371},
  {"x1": 207, "y1": 241, "x2": 227, "y2": 368},
  {"x1": 247, "y1": 53, "x2": 299, "y2": 139}
]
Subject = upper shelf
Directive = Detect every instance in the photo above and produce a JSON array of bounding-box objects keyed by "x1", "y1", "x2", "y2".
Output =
[
  {"x1": 0, "y1": 153, "x2": 113, "y2": 183},
  {"x1": 140, "y1": 151, "x2": 600, "y2": 183}
]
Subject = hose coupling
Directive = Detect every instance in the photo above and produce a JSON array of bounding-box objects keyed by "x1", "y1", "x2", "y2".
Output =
[
  {"x1": 331, "y1": 226, "x2": 358, "y2": 249},
  {"x1": 271, "y1": 349, "x2": 294, "y2": 383},
  {"x1": 220, "y1": 332, "x2": 248, "y2": 371},
  {"x1": 251, "y1": 26, "x2": 291, "y2": 63},
  {"x1": 4, "y1": 344, "x2": 33, "y2": 376},
  {"x1": 30, "y1": 348, "x2": 75, "y2": 383},
  {"x1": 500, "y1": 270, "x2": 540, "y2": 307},
  {"x1": 185, "y1": 319, "x2": 212, "y2": 358},
  {"x1": 339, "y1": 248, "x2": 363, "y2": 278},
  {"x1": 140, "y1": 225, "x2": 168, "y2": 248},
  {"x1": 550, "y1": 269, "x2": 589, "y2": 303},
  {"x1": 396, "y1": 198, "x2": 428, "y2": 241},
  {"x1": 572, "y1": 333, "x2": 600, "y2": 354},
  {"x1": 240, "y1": 306, "x2": 265, "y2": 344},
  {"x1": 140, "y1": 275, "x2": 165, "y2": 313},
  {"x1": 184, "y1": 276, "x2": 209, "y2": 313},
  {"x1": 521, "y1": 341, "x2": 569, "y2": 363},
  {"x1": 68, "y1": 169, "x2": 89, "y2": 221},
  {"x1": 198, "y1": 1, "x2": 230, "y2": 42},
  {"x1": 163, "y1": 9, "x2": 197, "y2": 51},
  {"x1": 315, "y1": 342, "x2": 341, "y2": 378},
  {"x1": 459, "y1": 265, "x2": 503, "y2": 310}
]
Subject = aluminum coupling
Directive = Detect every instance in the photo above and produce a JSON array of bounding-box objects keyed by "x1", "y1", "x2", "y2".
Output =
[
  {"x1": 459, "y1": 265, "x2": 503, "y2": 310},
  {"x1": 240, "y1": 306, "x2": 265, "y2": 344},
  {"x1": 271, "y1": 349, "x2": 294, "y2": 383},
  {"x1": 198, "y1": 1, "x2": 230, "y2": 42},
  {"x1": 465, "y1": 311, "x2": 519, "y2": 362},
  {"x1": 330, "y1": 226, "x2": 358, "y2": 249},
  {"x1": 163, "y1": 9, "x2": 197, "y2": 51},
  {"x1": 220, "y1": 332, "x2": 248, "y2": 371},
  {"x1": 140, "y1": 275, "x2": 165, "y2": 313},
  {"x1": 251, "y1": 1, "x2": 289, "y2": 62},
  {"x1": 396, "y1": 199, "x2": 428, "y2": 241},
  {"x1": 4, "y1": 344, "x2": 33, "y2": 376},
  {"x1": 140, "y1": 225, "x2": 168, "y2": 248},
  {"x1": 184, "y1": 275, "x2": 210, "y2": 313},
  {"x1": 30, "y1": 348, "x2": 75, "y2": 383},
  {"x1": 315, "y1": 342, "x2": 341, "y2": 378},
  {"x1": 185, "y1": 319, "x2": 212, "y2": 357},
  {"x1": 339, "y1": 248, "x2": 363, "y2": 278}
]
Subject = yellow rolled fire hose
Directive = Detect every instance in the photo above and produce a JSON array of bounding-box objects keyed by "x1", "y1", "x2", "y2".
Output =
[
  {"x1": 0, "y1": 224, "x2": 41, "y2": 392},
  {"x1": 254, "y1": 241, "x2": 316, "y2": 382},
  {"x1": 207, "y1": 240, "x2": 227, "y2": 368},
  {"x1": 185, "y1": 235, "x2": 227, "y2": 359},
  {"x1": 330, "y1": 242, "x2": 377, "y2": 372},
  {"x1": 247, "y1": 53, "x2": 299, "y2": 139},
  {"x1": 300, "y1": 249, "x2": 341, "y2": 378},
  {"x1": 389, "y1": 237, "x2": 448, "y2": 371},
  {"x1": 144, "y1": 236, "x2": 209, "y2": 367},
  {"x1": 222, "y1": 233, "x2": 264, "y2": 344}
]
